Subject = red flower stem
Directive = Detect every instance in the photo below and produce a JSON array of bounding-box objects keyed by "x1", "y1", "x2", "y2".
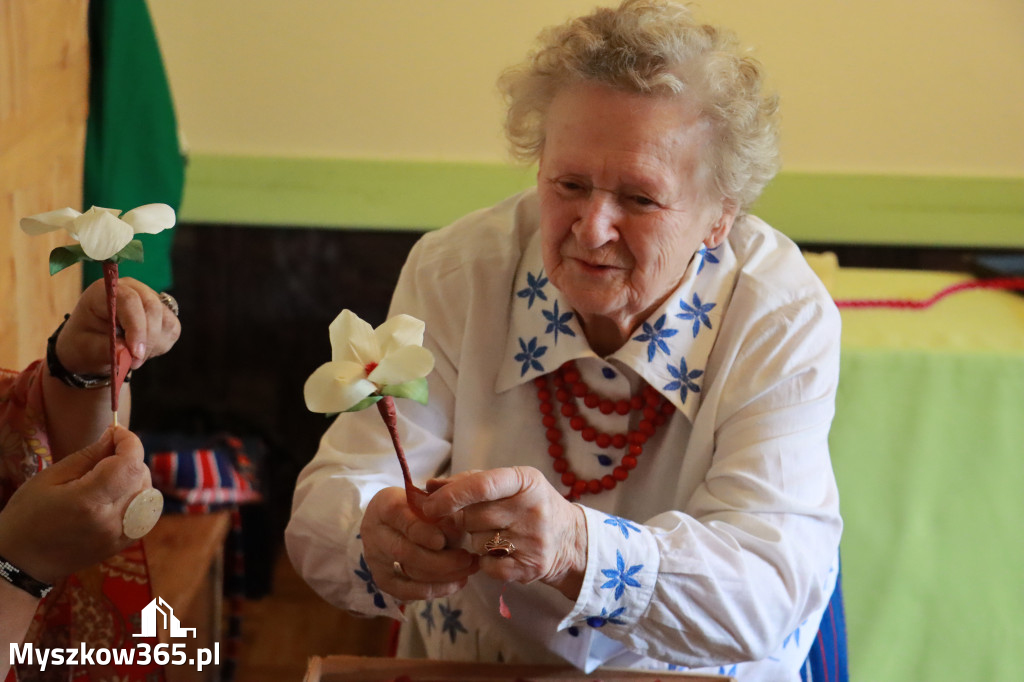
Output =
[
  {"x1": 376, "y1": 395, "x2": 431, "y2": 519},
  {"x1": 377, "y1": 396, "x2": 414, "y2": 489},
  {"x1": 102, "y1": 261, "x2": 119, "y2": 415}
]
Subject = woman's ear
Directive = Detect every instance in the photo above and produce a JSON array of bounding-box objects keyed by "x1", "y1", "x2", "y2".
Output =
[{"x1": 703, "y1": 201, "x2": 739, "y2": 249}]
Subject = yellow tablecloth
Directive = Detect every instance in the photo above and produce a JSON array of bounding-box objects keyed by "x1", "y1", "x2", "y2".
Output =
[{"x1": 830, "y1": 268, "x2": 1024, "y2": 681}]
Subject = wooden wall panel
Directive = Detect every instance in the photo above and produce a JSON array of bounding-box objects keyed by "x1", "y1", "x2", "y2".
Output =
[{"x1": 0, "y1": 0, "x2": 89, "y2": 369}]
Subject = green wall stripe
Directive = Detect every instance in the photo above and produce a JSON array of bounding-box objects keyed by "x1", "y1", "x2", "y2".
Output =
[
  {"x1": 755, "y1": 173, "x2": 1024, "y2": 248},
  {"x1": 180, "y1": 156, "x2": 536, "y2": 231},
  {"x1": 180, "y1": 155, "x2": 1024, "y2": 248}
]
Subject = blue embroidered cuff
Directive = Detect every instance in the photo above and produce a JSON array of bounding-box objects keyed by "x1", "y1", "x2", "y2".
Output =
[
  {"x1": 558, "y1": 506, "x2": 659, "y2": 634},
  {"x1": 352, "y1": 535, "x2": 404, "y2": 619}
]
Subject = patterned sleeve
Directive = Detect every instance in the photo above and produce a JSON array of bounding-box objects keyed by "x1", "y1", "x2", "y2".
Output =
[
  {"x1": 285, "y1": 401, "x2": 451, "y2": 620},
  {"x1": 0, "y1": 362, "x2": 52, "y2": 506}
]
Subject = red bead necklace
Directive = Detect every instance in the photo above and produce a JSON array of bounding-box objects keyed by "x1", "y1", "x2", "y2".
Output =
[{"x1": 535, "y1": 360, "x2": 675, "y2": 500}]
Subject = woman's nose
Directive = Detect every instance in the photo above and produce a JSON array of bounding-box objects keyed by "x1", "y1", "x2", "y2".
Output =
[{"x1": 573, "y1": 192, "x2": 620, "y2": 248}]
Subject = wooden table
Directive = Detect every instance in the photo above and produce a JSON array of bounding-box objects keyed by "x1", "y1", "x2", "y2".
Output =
[
  {"x1": 304, "y1": 655, "x2": 735, "y2": 682},
  {"x1": 146, "y1": 511, "x2": 232, "y2": 682}
]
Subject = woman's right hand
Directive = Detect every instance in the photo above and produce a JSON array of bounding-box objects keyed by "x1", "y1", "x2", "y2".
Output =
[
  {"x1": 0, "y1": 426, "x2": 154, "y2": 585},
  {"x1": 360, "y1": 487, "x2": 479, "y2": 601}
]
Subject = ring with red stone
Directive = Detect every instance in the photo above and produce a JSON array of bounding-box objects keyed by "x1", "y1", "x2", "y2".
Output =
[{"x1": 483, "y1": 531, "x2": 516, "y2": 558}]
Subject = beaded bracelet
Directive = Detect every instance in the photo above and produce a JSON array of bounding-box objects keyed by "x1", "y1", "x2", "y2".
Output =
[
  {"x1": 46, "y1": 314, "x2": 131, "y2": 389},
  {"x1": 0, "y1": 553, "x2": 53, "y2": 599}
]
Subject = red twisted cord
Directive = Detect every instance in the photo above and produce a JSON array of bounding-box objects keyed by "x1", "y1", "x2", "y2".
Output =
[{"x1": 833, "y1": 277, "x2": 1024, "y2": 310}]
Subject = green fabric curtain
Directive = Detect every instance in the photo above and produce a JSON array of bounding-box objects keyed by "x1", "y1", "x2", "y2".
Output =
[{"x1": 82, "y1": 0, "x2": 184, "y2": 292}]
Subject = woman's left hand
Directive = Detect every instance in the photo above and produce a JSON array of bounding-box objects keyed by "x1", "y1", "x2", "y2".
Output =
[
  {"x1": 420, "y1": 466, "x2": 587, "y2": 600},
  {"x1": 56, "y1": 278, "x2": 181, "y2": 375},
  {"x1": 42, "y1": 278, "x2": 181, "y2": 458}
]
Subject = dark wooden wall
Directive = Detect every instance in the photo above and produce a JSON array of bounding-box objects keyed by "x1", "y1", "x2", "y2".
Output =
[{"x1": 129, "y1": 224, "x2": 423, "y2": 592}]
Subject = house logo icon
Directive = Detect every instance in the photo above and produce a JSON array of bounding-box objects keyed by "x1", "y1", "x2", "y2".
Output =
[{"x1": 133, "y1": 596, "x2": 196, "y2": 638}]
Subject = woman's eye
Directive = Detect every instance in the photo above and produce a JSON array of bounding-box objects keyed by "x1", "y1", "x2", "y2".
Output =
[
  {"x1": 559, "y1": 180, "x2": 586, "y2": 193},
  {"x1": 630, "y1": 195, "x2": 659, "y2": 209}
]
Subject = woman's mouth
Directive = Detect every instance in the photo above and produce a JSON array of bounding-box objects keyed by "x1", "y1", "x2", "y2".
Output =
[{"x1": 572, "y1": 257, "x2": 621, "y2": 273}]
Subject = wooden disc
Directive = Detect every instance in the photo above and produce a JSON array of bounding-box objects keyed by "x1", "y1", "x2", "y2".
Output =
[{"x1": 123, "y1": 488, "x2": 164, "y2": 539}]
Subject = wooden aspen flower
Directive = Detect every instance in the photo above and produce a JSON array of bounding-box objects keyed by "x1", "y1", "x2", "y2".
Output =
[
  {"x1": 21, "y1": 204, "x2": 175, "y2": 269},
  {"x1": 305, "y1": 309, "x2": 436, "y2": 517},
  {"x1": 304, "y1": 309, "x2": 434, "y2": 414}
]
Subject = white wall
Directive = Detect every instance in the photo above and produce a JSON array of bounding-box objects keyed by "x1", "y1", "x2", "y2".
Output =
[{"x1": 148, "y1": 0, "x2": 1024, "y2": 176}]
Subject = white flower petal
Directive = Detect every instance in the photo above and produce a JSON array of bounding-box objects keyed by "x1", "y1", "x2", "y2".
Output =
[
  {"x1": 328, "y1": 310, "x2": 380, "y2": 365},
  {"x1": 122, "y1": 203, "x2": 176, "y2": 235},
  {"x1": 368, "y1": 345, "x2": 435, "y2": 386},
  {"x1": 19, "y1": 207, "x2": 81, "y2": 235},
  {"x1": 76, "y1": 210, "x2": 134, "y2": 260},
  {"x1": 303, "y1": 361, "x2": 376, "y2": 413},
  {"x1": 375, "y1": 314, "x2": 426, "y2": 356},
  {"x1": 76, "y1": 207, "x2": 123, "y2": 238}
]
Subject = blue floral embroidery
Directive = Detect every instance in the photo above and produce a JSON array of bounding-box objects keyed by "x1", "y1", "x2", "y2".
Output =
[
  {"x1": 668, "y1": 664, "x2": 690, "y2": 672},
  {"x1": 664, "y1": 357, "x2": 703, "y2": 404},
  {"x1": 420, "y1": 600, "x2": 436, "y2": 633},
  {"x1": 354, "y1": 554, "x2": 387, "y2": 609},
  {"x1": 676, "y1": 293, "x2": 716, "y2": 338},
  {"x1": 604, "y1": 515, "x2": 641, "y2": 539},
  {"x1": 783, "y1": 627, "x2": 799, "y2": 648},
  {"x1": 439, "y1": 600, "x2": 469, "y2": 643},
  {"x1": 718, "y1": 665, "x2": 738, "y2": 675},
  {"x1": 586, "y1": 606, "x2": 627, "y2": 628},
  {"x1": 514, "y1": 337, "x2": 548, "y2": 376},
  {"x1": 782, "y1": 619, "x2": 807, "y2": 648},
  {"x1": 696, "y1": 244, "x2": 721, "y2": 274},
  {"x1": 600, "y1": 551, "x2": 643, "y2": 600},
  {"x1": 542, "y1": 300, "x2": 576, "y2": 344},
  {"x1": 516, "y1": 270, "x2": 549, "y2": 308},
  {"x1": 595, "y1": 453, "x2": 613, "y2": 466},
  {"x1": 602, "y1": 367, "x2": 617, "y2": 380},
  {"x1": 631, "y1": 315, "x2": 679, "y2": 362},
  {"x1": 567, "y1": 626, "x2": 580, "y2": 637}
]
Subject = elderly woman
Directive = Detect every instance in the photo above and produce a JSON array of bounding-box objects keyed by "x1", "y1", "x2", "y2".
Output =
[{"x1": 287, "y1": 1, "x2": 842, "y2": 679}]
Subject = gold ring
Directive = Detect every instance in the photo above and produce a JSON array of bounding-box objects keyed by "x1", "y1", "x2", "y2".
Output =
[
  {"x1": 158, "y1": 292, "x2": 179, "y2": 316},
  {"x1": 483, "y1": 531, "x2": 516, "y2": 558}
]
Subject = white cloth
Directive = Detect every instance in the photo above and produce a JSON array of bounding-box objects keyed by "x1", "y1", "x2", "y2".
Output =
[{"x1": 286, "y1": 189, "x2": 842, "y2": 680}]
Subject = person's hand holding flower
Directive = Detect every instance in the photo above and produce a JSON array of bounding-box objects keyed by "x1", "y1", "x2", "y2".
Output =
[
  {"x1": 21, "y1": 203, "x2": 177, "y2": 421},
  {"x1": 56, "y1": 278, "x2": 181, "y2": 379},
  {"x1": 303, "y1": 309, "x2": 435, "y2": 512}
]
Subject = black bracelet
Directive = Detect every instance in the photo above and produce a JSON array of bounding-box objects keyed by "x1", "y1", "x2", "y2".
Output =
[
  {"x1": 46, "y1": 314, "x2": 131, "y2": 389},
  {"x1": 0, "y1": 553, "x2": 53, "y2": 599}
]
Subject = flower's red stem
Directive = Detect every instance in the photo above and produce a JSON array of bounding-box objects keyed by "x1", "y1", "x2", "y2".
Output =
[
  {"x1": 376, "y1": 396, "x2": 432, "y2": 519},
  {"x1": 102, "y1": 261, "x2": 119, "y2": 413},
  {"x1": 377, "y1": 396, "x2": 414, "y2": 488}
]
